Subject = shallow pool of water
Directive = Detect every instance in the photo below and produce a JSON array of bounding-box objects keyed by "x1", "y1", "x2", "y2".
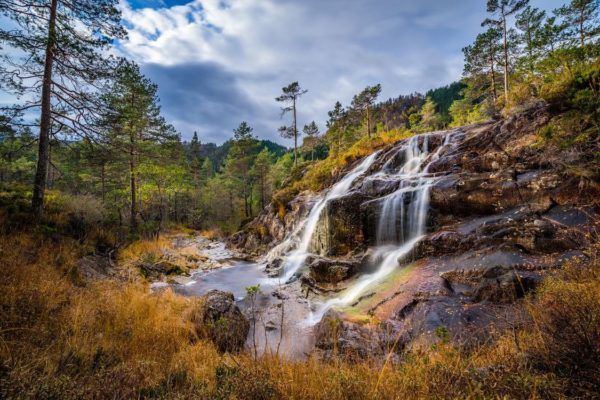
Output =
[{"x1": 177, "y1": 261, "x2": 274, "y2": 301}]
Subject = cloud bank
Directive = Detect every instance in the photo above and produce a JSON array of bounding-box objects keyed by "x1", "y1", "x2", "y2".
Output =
[{"x1": 119, "y1": 0, "x2": 563, "y2": 144}]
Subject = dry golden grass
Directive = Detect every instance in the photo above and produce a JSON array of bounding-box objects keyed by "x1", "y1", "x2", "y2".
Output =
[
  {"x1": 1, "y1": 230, "x2": 599, "y2": 399},
  {"x1": 118, "y1": 236, "x2": 172, "y2": 264},
  {"x1": 198, "y1": 229, "x2": 222, "y2": 241}
]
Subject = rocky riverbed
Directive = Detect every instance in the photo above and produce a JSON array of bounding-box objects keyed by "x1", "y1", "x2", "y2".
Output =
[{"x1": 146, "y1": 233, "x2": 317, "y2": 358}]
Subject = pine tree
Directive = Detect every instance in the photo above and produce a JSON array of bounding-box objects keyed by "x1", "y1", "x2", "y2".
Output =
[
  {"x1": 189, "y1": 131, "x2": 203, "y2": 188},
  {"x1": 302, "y1": 121, "x2": 320, "y2": 161},
  {"x1": 276, "y1": 82, "x2": 307, "y2": 166},
  {"x1": 251, "y1": 148, "x2": 272, "y2": 210},
  {"x1": 516, "y1": 6, "x2": 546, "y2": 74},
  {"x1": 351, "y1": 84, "x2": 382, "y2": 138},
  {"x1": 0, "y1": 0, "x2": 125, "y2": 220},
  {"x1": 419, "y1": 98, "x2": 444, "y2": 132},
  {"x1": 463, "y1": 28, "x2": 503, "y2": 101},
  {"x1": 102, "y1": 60, "x2": 177, "y2": 230},
  {"x1": 555, "y1": 0, "x2": 600, "y2": 49},
  {"x1": 482, "y1": 0, "x2": 530, "y2": 102},
  {"x1": 224, "y1": 122, "x2": 257, "y2": 219},
  {"x1": 538, "y1": 16, "x2": 566, "y2": 53},
  {"x1": 326, "y1": 101, "x2": 346, "y2": 155},
  {"x1": 200, "y1": 158, "x2": 214, "y2": 183}
]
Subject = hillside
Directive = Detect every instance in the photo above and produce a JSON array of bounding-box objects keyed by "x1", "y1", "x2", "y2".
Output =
[
  {"x1": 188, "y1": 139, "x2": 288, "y2": 173},
  {"x1": 232, "y1": 102, "x2": 599, "y2": 363}
]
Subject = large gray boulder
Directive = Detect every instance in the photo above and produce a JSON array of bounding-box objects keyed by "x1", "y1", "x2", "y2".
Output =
[{"x1": 195, "y1": 290, "x2": 249, "y2": 353}]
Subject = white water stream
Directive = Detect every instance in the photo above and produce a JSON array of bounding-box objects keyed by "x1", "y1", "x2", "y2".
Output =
[
  {"x1": 264, "y1": 131, "x2": 456, "y2": 325},
  {"x1": 305, "y1": 132, "x2": 454, "y2": 323},
  {"x1": 278, "y1": 151, "x2": 380, "y2": 282}
]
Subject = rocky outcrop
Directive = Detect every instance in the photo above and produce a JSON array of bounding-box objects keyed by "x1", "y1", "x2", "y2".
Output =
[
  {"x1": 441, "y1": 264, "x2": 541, "y2": 302},
  {"x1": 231, "y1": 103, "x2": 600, "y2": 356},
  {"x1": 310, "y1": 193, "x2": 370, "y2": 257},
  {"x1": 413, "y1": 205, "x2": 594, "y2": 260},
  {"x1": 314, "y1": 310, "x2": 407, "y2": 360},
  {"x1": 229, "y1": 193, "x2": 315, "y2": 256},
  {"x1": 193, "y1": 290, "x2": 250, "y2": 353}
]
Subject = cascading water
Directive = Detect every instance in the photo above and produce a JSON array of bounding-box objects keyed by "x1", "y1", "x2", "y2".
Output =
[
  {"x1": 277, "y1": 151, "x2": 380, "y2": 282},
  {"x1": 376, "y1": 135, "x2": 430, "y2": 244},
  {"x1": 306, "y1": 132, "x2": 455, "y2": 324}
]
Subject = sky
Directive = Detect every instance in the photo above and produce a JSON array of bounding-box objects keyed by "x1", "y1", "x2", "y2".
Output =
[{"x1": 2, "y1": 0, "x2": 566, "y2": 145}]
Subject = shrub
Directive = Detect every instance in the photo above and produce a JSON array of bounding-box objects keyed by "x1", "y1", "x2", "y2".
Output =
[{"x1": 526, "y1": 258, "x2": 600, "y2": 394}]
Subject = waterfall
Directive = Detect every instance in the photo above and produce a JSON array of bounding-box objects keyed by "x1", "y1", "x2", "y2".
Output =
[
  {"x1": 306, "y1": 132, "x2": 455, "y2": 324},
  {"x1": 278, "y1": 151, "x2": 380, "y2": 282}
]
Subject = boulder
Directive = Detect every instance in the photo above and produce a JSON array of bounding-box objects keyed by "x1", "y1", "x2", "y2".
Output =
[
  {"x1": 194, "y1": 290, "x2": 249, "y2": 353},
  {"x1": 472, "y1": 268, "x2": 540, "y2": 303},
  {"x1": 314, "y1": 310, "x2": 402, "y2": 360},
  {"x1": 265, "y1": 257, "x2": 283, "y2": 278},
  {"x1": 307, "y1": 256, "x2": 358, "y2": 284},
  {"x1": 138, "y1": 260, "x2": 185, "y2": 279}
]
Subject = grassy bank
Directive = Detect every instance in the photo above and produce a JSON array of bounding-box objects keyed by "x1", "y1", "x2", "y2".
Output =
[{"x1": 0, "y1": 222, "x2": 598, "y2": 399}]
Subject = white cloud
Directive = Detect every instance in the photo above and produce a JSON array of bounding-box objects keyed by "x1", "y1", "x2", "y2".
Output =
[{"x1": 116, "y1": 0, "x2": 565, "y2": 143}]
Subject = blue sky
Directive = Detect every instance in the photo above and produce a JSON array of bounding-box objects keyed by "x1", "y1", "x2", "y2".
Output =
[{"x1": 128, "y1": 0, "x2": 192, "y2": 9}]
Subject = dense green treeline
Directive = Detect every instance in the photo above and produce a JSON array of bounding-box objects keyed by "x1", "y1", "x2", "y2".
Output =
[{"x1": 0, "y1": 0, "x2": 598, "y2": 237}]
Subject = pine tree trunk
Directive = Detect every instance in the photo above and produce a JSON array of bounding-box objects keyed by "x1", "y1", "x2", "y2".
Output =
[
  {"x1": 129, "y1": 134, "x2": 137, "y2": 230},
  {"x1": 527, "y1": 29, "x2": 534, "y2": 75},
  {"x1": 490, "y1": 55, "x2": 498, "y2": 101},
  {"x1": 100, "y1": 162, "x2": 106, "y2": 202},
  {"x1": 579, "y1": 8, "x2": 585, "y2": 48},
  {"x1": 502, "y1": 16, "x2": 510, "y2": 102},
  {"x1": 31, "y1": 0, "x2": 58, "y2": 220},
  {"x1": 293, "y1": 97, "x2": 298, "y2": 165},
  {"x1": 366, "y1": 106, "x2": 371, "y2": 138}
]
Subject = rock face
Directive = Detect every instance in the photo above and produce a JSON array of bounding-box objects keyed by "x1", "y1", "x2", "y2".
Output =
[
  {"x1": 314, "y1": 310, "x2": 405, "y2": 360},
  {"x1": 441, "y1": 264, "x2": 541, "y2": 303},
  {"x1": 311, "y1": 194, "x2": 369, "y2": 257},
  {"x1": 229, "y1": 193, "x2": 314, "y2": 256},
  {"x1": 195, "y1": 290, "x2": 249, "y2": 353},
  {"x1": 230, "y1": 103, "x2": 600, "y2": 357}
]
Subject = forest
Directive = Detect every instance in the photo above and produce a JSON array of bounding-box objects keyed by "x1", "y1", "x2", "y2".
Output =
[{"x1": 0, "y1": 0, "x2": 599, "y2": 399}]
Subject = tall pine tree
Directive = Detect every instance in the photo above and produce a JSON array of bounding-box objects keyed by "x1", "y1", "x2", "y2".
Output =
[
  {"x1": 101, "y1": 60, "x2": 177, "y2": 230},
  {"x1": 0, "y1": 0, "x2": 125, "y2": 219},
  {"x1": 276, "y1": 82, "x2": 307, "y2": 166},
  {"x1": 351, "y1": 84, "x2": 382, "y2": 138},
  {"x1": 482, "y1": 0, "x2": 530, "y2": 102}
]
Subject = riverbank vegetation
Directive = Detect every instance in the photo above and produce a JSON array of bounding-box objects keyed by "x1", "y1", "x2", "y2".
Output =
[{"x1": 0, "y1": 222, "x2": 598, "y2": 398}]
